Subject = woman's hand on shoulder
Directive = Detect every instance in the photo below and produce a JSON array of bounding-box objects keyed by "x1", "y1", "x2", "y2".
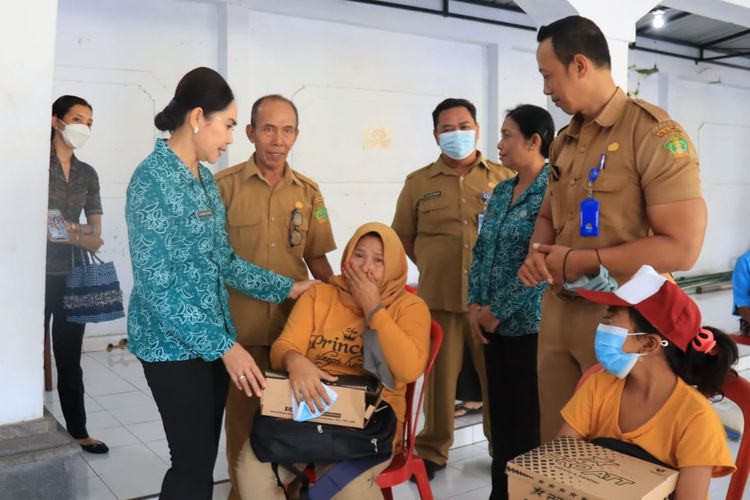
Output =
[
  {"x1": 284, "y1": 350, "x2": 338, "y2": 413},
  {"x1": 288, "y1": 279, "x2": 321, "y2": 300},
  {"x1": 221, "y1": 343, "x2": 266, "y2": 398}
]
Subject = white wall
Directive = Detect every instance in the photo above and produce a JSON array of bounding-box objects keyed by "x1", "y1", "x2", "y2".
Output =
[
  {"x1": 50, "y1": 0, "x2": 750, "y2": 346},
  {"x1": 628, "y1": 48, "x2": 750, "y2": 276},
  {"x1": 0, "y1": 0, "x2": 59, "y2": 426}
]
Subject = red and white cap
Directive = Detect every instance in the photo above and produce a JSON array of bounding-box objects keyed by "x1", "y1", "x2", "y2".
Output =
[{"x1": 577, "y1": 265, "x2": 714, "y2": 353}]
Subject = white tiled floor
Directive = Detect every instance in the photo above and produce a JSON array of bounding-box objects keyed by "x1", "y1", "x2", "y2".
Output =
[{"x1": 46, "y1": 288, "x2": 742, "y2": 499}]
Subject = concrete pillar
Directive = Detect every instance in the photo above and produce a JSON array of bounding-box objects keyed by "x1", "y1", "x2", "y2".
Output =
[
  {"x1": 0, "y1": 4, "x2": 81, "y2": 498},
  {"x1": 486, "y1": 44, "x2": 501, "y2": 162},
  {"x1": 218, "y1": 2, "x2": 253, "y2": 170},
  {"x1": 1, "y1": 0, "x2": 58, "y2": 428}
]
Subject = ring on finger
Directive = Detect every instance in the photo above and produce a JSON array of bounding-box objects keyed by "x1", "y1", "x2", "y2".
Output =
[{"x1": 239, "y1": 375, "x2": 247, "y2": 380}]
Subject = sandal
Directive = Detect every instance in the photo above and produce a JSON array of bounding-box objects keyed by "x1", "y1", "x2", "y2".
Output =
[{"x1": 454, "y1": 402, "x2": 483, "y2": 418}]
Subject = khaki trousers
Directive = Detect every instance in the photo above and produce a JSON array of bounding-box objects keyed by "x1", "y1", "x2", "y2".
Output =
[
  {"x1": 226, "y1": 345, "x2": 271, "y2": 500},
  {"x1": 537, "y1": 291, "x2": 605, "y2": 442},
  {"x1": 235, "y1": 440, "x2": 392, "y2": 500},
  {"x1": 415, "y1": 309, "x2": 491, "y2": 465}
]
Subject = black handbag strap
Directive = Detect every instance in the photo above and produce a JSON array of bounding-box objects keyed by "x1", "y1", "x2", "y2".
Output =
[{"x1": 69, "y1": 247, "x2": 104, "y2": 268}]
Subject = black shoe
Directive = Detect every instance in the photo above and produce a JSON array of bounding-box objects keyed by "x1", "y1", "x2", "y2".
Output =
[
  {"x1": 411, "y1": 459, "x2": 446, "y2": 482},
  {"x1": 80, "y1": 440, "x2": 109, "y2": 454}
]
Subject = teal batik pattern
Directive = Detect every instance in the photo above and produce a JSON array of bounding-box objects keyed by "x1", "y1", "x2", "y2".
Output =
[
  {"x1": 126, "y1": 139, "x2": 294, "y2": 362},
  {"x1": 468, "y1": 165, "x2": 548, "y2": 337}
]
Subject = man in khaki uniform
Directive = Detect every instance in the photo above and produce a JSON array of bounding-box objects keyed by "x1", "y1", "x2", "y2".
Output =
[
  {"x1": 518, "y1": 16, "x2": 707, "y2": 441},
  {"x1": 392, "y1": 98, "x2": 515, "y2": 479},
  {"x1": 215, "y1": 95, "x2": 336, "y2": 499}
]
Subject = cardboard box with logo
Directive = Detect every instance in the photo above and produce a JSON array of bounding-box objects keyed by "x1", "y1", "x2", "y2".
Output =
[
  {"x1": 260, "y1": 370, "x2": 383, "y2": 429},
  {"x1": 507, "y1": 436, "x2": 678, "y2": 500}
]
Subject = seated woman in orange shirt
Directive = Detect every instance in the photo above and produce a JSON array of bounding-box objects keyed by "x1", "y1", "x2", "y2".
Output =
[
  {"x1": 236, "y1": 222, "x2": 431, "y2": 500},
  {"x1": 559, "y1": 265, "x2": 736, "y2": 500}
]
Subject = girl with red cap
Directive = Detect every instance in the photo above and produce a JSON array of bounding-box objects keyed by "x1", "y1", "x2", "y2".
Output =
[{"x1": 559, "y1": 265, "x2": 737, "y2": 498}]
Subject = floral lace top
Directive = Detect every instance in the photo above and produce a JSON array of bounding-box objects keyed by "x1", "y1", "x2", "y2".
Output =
[
  {"x1": 125, "y1": 139, "x2": 293, "y2": 362},
  {"x1": 467, "y1": 166, "x2": 548, "y2": 337}
]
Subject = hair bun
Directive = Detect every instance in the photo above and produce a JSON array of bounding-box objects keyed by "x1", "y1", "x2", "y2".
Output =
[{"x1": 154, "y1": 106, "x2": 176, "y2": 131}]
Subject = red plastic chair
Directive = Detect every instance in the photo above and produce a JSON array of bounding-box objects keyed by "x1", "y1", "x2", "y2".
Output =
[
  {"x1": 723, "y1": 373, "x2": 750, "y2": 500},
  {"x1": 377, "y1": 320, "x2": 443, "y2": 500},
  {"x1": 575, "y1": 363, "x2": 750, "y2": 500}
]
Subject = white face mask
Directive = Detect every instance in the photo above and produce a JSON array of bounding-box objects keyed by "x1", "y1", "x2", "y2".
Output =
[{"x1": 58, "y1": 120, "x2": 91, "y2": 149}]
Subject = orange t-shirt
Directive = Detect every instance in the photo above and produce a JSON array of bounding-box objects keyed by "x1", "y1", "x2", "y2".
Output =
[
  {"x1": 562, "y1": 371, "x2": 735, "y2": 477},
  {"x1": 270, "y1": 283, "x2": 431, "y2": 446}
]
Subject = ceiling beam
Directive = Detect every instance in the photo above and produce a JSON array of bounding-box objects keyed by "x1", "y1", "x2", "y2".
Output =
[{"x1": 701, "y1": 27, "x2": 750, "y2": 47}]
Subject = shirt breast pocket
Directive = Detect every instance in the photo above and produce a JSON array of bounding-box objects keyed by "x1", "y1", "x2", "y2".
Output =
[
  {"x1": 226, "y1": 209, "x2": 261, "y2": 258},
  {"x1": 593, "y1": 167, "x2": 637, "y2": 233},
  {"x1": 288, "y1": 208, "x2": 312, "y2": 256},
  {"x1": 416, "y1": 198, "x2": 451, "y2": 234}
]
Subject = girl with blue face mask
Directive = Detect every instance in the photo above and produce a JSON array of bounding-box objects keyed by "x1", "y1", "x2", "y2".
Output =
[{"x1": 556, "y1": 265, "x2": 737, "y2": 499}]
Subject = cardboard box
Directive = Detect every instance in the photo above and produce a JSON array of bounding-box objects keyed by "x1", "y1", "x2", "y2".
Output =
[
  {"x1": 507, "y1": 436, "x2": 678, "y2": 500},
  {"x1": 260, "y1": 370, "x2": 383, "y2": 429}
]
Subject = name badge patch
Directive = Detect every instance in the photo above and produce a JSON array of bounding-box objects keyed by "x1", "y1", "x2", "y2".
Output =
[
  {"x1": 196, "y1": 209, "x2": 214, "y2": 219},
  {"x1": 422, "y1": 191, "x2": 442, "y2": 200}
]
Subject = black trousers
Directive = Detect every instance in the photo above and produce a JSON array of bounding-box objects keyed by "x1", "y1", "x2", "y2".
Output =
[
  {"x1": 484, "y1": 333, "x2": 541, "y2": 500},
  {"x1": 143, "y1": 357, "x2": 229, "y2": 500},
  {"x1": 456, "y1": 343, "x2": 483, "y2": 402},
  {"x1": 44, "y1": 274, "x2": 88, "y2": 439}
]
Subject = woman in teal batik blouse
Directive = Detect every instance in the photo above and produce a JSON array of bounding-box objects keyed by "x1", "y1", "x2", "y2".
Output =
[
  {"x1": 125, "y1": 67, "x2": 316, "y2": 500},
  {"x1": 467, "y1": 104, "x2": 554, "y2": 500}
]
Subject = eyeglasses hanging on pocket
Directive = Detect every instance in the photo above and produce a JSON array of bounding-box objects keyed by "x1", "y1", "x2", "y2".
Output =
[{"x1": 289, "y1": 208, "x2": 303, "y2": 247}]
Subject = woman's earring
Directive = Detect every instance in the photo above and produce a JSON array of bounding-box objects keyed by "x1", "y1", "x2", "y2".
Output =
[{"x1": 193, "y1": 127, "x2": 199, "y2": 134}]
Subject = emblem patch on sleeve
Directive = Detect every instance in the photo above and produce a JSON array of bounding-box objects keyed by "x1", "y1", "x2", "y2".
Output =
[
  {"x1": 664, "y1": 134, "x2": 689, "y2": 159},
  {"x1": 313, "y1": 197, "x2": 328, "y2": 223}
]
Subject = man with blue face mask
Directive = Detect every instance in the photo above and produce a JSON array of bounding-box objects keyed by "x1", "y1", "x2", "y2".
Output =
[{"x1": 392, "y1": 98, "x2": 515, "y2": 479}]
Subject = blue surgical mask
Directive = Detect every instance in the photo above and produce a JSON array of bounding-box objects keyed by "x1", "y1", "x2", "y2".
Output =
[
  {"x1": 439, "y1": 130, "x2": 476, "y2": 160},
  {"x1": 594, "y1": 324, "x2": 644, "y2": 379}
]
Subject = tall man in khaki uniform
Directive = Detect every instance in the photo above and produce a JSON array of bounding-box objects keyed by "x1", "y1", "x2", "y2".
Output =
[
  {"x1": 392, "y1": 98, "x2": 515, "y2": 479},
  {"x1": 215, "y1": 95, "x2": 336, "y2": 499},
  {"x1": 518, "y1": 16, "x2": 707, "y2": 441}
]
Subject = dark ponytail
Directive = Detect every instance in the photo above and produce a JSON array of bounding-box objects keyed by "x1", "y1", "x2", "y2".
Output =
[
  {"x1": 51, "y1": 95, "x2": 92, "y2": 140},
  {"x1": 630, "y1": 309, "x2": 739, "y2": 397},
  {"x1": 664, "y1": 326, "x2": 738, "y2": 397},
  {"x1": 154, "y1": 67, "x2": 234, "y2": 132}
]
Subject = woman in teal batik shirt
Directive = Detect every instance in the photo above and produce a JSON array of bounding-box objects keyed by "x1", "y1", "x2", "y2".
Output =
[
  {"x1": 467, "y1": 104, "x2": 554, "y2": 500},
  {"x1": 126, "y1": 67, "x2": 316, "y2": 500}
]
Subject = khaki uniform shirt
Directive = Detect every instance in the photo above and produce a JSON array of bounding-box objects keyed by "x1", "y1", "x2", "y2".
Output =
[
  {"x1": 392, "y1": 153, "x2": 515, "y2": 312},
  {"x1": 216, "y1": 154, "x2": 336, "y2": 346},
  {"x1": 548, "y1": 88, "x2": 702, "y2": 285}
]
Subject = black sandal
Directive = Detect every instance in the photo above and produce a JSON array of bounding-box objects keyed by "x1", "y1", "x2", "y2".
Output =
[{"x1": 80, "y1": 440, "x2": 109, "y2": 454}]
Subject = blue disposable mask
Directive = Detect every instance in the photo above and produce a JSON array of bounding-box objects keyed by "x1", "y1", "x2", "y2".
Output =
[
  {"x1": 594, "y1": 324, "x2": 644, "y2": 379},
  {"x1": 438, "y1": 130, "x2": 476, "y2": 160}
]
